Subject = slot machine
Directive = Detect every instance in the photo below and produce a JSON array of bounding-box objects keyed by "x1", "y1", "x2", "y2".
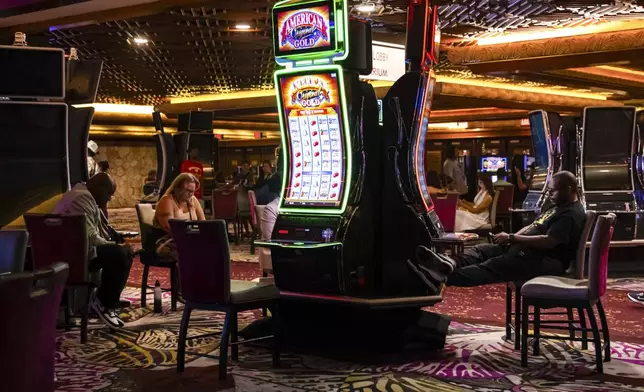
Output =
[
  {"x1": 581, "y1": 106, "x2": 638, "y2": 240},
  {"x1": 382, "y1": 1, "x2": 445, "y2": 241}
]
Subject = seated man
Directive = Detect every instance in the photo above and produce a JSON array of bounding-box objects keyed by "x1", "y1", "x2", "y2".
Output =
[
  {"x1": 54, "y1": 173, "x2": 133, "y2": 329},
  {"x1": 414, "y1": 171, "x2": 585, "y2": 288}
]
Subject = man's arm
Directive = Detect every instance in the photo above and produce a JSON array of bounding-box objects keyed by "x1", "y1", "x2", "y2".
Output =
[
  {"x1": 513, "y1": 215, "x2": 573, "y2": 250},
  {"x1": 69, "y1": 194, "x2": 113, "y2": 247}
]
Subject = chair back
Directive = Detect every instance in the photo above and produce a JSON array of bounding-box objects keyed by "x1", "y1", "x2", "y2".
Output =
[
  {"x1": 0, "y1": 230, "x2": 28, "y2": 274},
  {"x1": 212, "y1": 189, "x2": 238, "y2": 220},
  {"x1": 24, "y1": 214, "x2": 88, "y2": 284},
  {"x1": 169, "y1": 219, "x2": 231, "y2": 304},
  {"x1": 587, "y1": 213, "x2": 615, "y2": 300},
  {"x1": 488, "y1": 190, "x2": 501, "y2": 226},
  {"x1": 0, "y1": 263, "x2": 68, "y2": 392},
  {"x1": 430, "y1": 192, "x2": 458, "y2": 232},
  {"x1": 571, "y1": 210, "x2": 596, "y2": 279},
  {"x1": 493, "y1": 185, "x2": 514, "y2": 215},
  {"x1": 248, "y1": 190, "x2": 258, "y2": 225},
  {"x1": 135, "y1": 203, "x2": 165, "y2": 253}
]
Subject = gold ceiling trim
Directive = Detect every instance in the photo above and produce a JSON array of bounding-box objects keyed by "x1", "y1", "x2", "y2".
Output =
[{"x1": 448, "y1": 28, "x2": 644, "y2": 65}]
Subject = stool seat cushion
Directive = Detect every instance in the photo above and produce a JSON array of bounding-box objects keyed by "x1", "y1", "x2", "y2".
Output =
[
  {"x1": 230, "y1": 280, "x2": 279, "y2": 304},
  {"x1": 521, "y1": 276, "x2": 589, "y2": 300}
]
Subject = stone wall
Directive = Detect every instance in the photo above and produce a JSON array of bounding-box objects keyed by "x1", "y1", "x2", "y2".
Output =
[{"x1": 96, "y1": 140, "x2": 157, "y2": 208}]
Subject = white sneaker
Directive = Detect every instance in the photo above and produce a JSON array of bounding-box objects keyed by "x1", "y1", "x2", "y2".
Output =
[{"x1": 90, "y1": 291, "x2": 124, "y2": 329}]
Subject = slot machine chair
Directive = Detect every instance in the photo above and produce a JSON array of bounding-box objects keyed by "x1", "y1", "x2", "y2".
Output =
[
  {"x1": 463, "y1": 190, "x2": 502, "y2": 238},
  {"x1": 430, "y1": 192, "x2": 458, "y2": 232},
  {"x1": 493, "y1": 184, "x2": 514, "y2": 231},
  {"x1": 505, "y1": 210, "x2": 596, "y2": 350}
]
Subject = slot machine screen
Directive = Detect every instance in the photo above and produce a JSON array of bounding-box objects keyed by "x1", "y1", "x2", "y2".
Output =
[
  {"x1": 0, "y1": 45, "x2": 65, "y2": 99},
  {"x1": 480, "y1": 156, "x2": 507, "y2": 172},
  {"x1": 277, "y1": 69, "x2": 347, "y2": 209},
  {"x1": 529, "y1": 111, "x2": 550, "y2": 192},
  {"x1": 524, "y1": 156, "x2": 535, "y2": 171},
  {"x1": 273, "y1": 0, "x2": 336, "y2": 57},
  {"x1": 582, "y1": 107, "x2": 635, "y2": 191},
  {"x1": 414, "y1": 73, "x2": 436, "y2": 211},
  {"x1": 0, "y1": 102, "x2": 68, "y2": 227}
]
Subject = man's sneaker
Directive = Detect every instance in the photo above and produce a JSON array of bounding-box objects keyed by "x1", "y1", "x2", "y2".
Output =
[
  {"x1": 627, "y1": 292, "x2": 644, "y2": 306},
  {"x1": 415, "y1": 246, "x2": 456, "y2": 275},
  {"x1": 90, "y1": 292, "x2": 124, "y2": 329},
  {"x1": 406, "y1": 259, "x2": 440, "y2": 294}
]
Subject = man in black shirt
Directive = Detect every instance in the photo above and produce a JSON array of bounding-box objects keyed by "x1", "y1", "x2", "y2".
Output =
[{"x1": 413, "y1": 171, "x2": 586, "y2": 288}]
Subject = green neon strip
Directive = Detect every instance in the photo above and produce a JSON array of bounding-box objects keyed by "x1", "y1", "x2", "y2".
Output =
[
  {"x1": 273, "y1": 64, "x2": 353, "y2": 216},
  {"x1": 295, "y1": 60, "x2": 313, "y2": 66},
  {"x1": 314, "y1": 58, "x2": 331, "y2": 65},
  {"x1": 337, "y1": 10, "x2": 344, "y2": 42},
  {"x1": 255, "y1": 240, "x2": 342, "y2": 249}
]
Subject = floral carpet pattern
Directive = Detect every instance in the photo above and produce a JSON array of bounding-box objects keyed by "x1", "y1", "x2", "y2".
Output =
[{"x1": 55, "y1": 288, "x2": 644, "y2": 392}]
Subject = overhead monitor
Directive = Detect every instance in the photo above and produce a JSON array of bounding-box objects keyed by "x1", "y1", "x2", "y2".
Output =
[
  {"x1": 582, "y1": 106, "x2": 635, "y2": 192},
  {"x1": 413, "y1": 72, "x2": 437, "y2": 211},
  {"x1": 480, "y1": 156, "x2": 507, "y2": 172},
  {"x1": 275, "y1": 65, "x2": 351, "y2": 213},
  {"x1": 0, "y1": 45, "x2": 65, "y2": 99},
  {"x1": 66, "y1": 59, "x2": 103, "y2": 105},
  {"x1": 178, "y1": 111, "x2": 214, "y2": 132},
  {"x1": 0, "y1": 102, "x2": 69, "y2": 227},
  {"x1": 273, "y1": 0, "x2": 348, "y2": 62}
]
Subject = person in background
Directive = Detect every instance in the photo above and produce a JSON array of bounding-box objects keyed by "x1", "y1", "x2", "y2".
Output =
[
  {"x1": 454, "y1": 175, "x2": 494, "y2": 232},
  {"x1": 53, "y1": 173, "x2": 133, "y2": 329},
  {"x1": 235, "y1": 162, "x2": 253, "y2": 187},
  {"x1": 412, "y1": 171, "x2": 585, "y2": 290},
  {"x1": 87, "y1": 140, "x2": 100, "y2": 178},
  {"x1": 426, "y1": 170, "x2": 445, "y2": 194},
  {"x1": 143, "y1": 169, "x2": 157, "y2": 196},
  {"x1": 443, "y1": 146, "x2": 468, "y2": 197},
  {"x1": 254, "y1": 160, "x2": 281, "y2": 205},
  {"x1": 250, "y1": 166, "x2": 258, "y2": 186},
  {"x1": 154, "y1": 173, "x2": 206, "y2": 262},
  {"x1": 494, "y1": 167, "x2": 513, "y2": 187},
  {"x1": 180, "y1": 148, "x2": 204, "y2": 200},
  {"x1": 98, "y1": 161, "x2": 110, "y2": 174}
]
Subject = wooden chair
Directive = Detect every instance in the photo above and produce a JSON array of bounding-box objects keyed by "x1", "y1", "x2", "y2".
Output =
[
  {"x1": 135, "y1": 204, "x2": 179, "y2": 311},
  {"x1": 24, "y1": 214, "x2": 96, "y2": 343},
  {"x1": 170, "y1": 219, "x2": 280, "y2": 380},
  {"x1": 520, "y1": 213, "x2": 615, "y2": 373},
  {"x1": 0, "y1": 263, "x2": 68, "y2": 392},
  {"x1": 212, "y1": 188, "x2": 239, "y2": 245},
  {"x1": 505, "y1": 210, "x2": 596, "y2": 349}
]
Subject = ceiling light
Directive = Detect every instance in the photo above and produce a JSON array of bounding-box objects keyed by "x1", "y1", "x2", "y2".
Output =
[
  {"x1": 235, "y1": 23, "x2": 251, "y2": 30},
  {"x1": 356, "y1": 3, "x2": 377, "y2": 13},
  {"x1": 132, "y1": 37, "x2": 148, "y2": 45},
  {"x1": 74, "y1": 103, "x2": 154, "y2": 115}
]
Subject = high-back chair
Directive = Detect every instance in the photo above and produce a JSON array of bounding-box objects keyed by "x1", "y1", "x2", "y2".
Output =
[
  {"x1": 0, "y1": 263, "x2": 69, "y2": 392},
  {"x1": 430, "y1": 192, "x2": 458, "y2": 232},
  {"x1": 24, "y1": 214, "x2": 95, "y2": 343},
  {"x1": 0, "y1": 230, "x2": 29, "y2": 274},
  {"x1": 505, "y1": 210, "x2": 596, "y2": 349},
  {"x1": 520, "y1": 213, "x2": 615, "y2": 373},
  {"x1": 135, "y1": 204, "x2": 179, "y2": 311},
  {"x1": 212, "y1": 188, "x2": 239, "y2": 245},
  {"x1": 169, "y1": 219, "x2": 280, "y2": 380},
  {"x1": 493, "y1": 184, "x2": 514, "y2": 231},
  {"x1": 247, "y1": 190, "x2": 261, "y2": 254}
]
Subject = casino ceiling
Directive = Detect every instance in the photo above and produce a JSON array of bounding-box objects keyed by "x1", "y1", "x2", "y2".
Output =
[{"x1": 2, "y1": 0, "x2": 644, "y2": 120}]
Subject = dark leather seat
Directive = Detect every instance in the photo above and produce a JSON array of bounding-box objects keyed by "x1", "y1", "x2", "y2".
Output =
[{"x1": 0, "y1": 230, "x2": 28, "y2": 274}]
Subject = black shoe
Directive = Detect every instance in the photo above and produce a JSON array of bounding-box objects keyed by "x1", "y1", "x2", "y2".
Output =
[
  {"x1": 627, "y1": 292, "x2": 644, "y2": 305},
  {"x1": 406, "y1": 259, "x2": 440, "y2": 294},
  {"x1": 415, "y1": 246, "x2": 456, "y2": 275},
  {"x1": 90, "y1": 292, "x2": 124, "y2": 329}
]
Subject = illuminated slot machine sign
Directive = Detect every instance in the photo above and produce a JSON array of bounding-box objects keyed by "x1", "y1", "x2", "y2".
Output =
[
  {"x1": 273, "y1": 0, "x2": 346, "y2": 63},
  {"x1": 480, "y1": 156, "x2": 508, "y2": 172},
  {"x1": 276, "y1": 67, "x2": 350, "y2": 213},
  {"x1": 413, "y1": 72, "x2": 437, "y2": 211}
]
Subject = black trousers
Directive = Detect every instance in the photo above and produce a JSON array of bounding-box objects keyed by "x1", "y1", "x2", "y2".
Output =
[
  {"x1": 91, "y1": 244, "x2": 133, "y2": 308},
  {"x1": 446, "y1": 243, "x2": 565, "y2": 287}
]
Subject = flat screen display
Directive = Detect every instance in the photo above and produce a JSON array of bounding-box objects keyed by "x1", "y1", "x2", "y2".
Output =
[
  {"x1": 414, "y1": 74, "x2": 436, "y2": 211},
  {"x1": 66, "y1": 59, "x2": 103, "y2": 105},
  {"x1": 274, "y1": 0, "x2": 335, "y2": 57},
  {"x1": 524, "y1": 156, "x2": 535, "y2": 171},
  {"x1": 529, "y1": 111, "x2": 550, "y2": 192},
  {"x1": 0, "y1": 102, "x2": 68, "y2": 227},
  {"x1": 480, "y1": 156, "x2": 507, "y2": 172},
  {"x1": 0, "y1": 45, "x2": 64, "y2": 99},
  {"x1": 277, "y1": 70, "x2": 346, "y2": 208}
]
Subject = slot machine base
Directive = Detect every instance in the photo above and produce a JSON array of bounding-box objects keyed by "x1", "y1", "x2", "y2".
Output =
[{"x1": 242, "y1": 294, "x2": 450, "y2": 356}]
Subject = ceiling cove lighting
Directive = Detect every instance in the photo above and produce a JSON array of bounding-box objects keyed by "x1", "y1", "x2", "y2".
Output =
[
  {"x1": 235, "y1": 23, "x2": 252, "y2": 30},
  {"x1": 74, "y1": 103, "x2": 154, "y2": 115}
]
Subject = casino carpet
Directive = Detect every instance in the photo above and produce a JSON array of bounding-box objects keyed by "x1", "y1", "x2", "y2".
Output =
[{"x1": 54, "y1": 208, "x2": 644, "y2": 391}]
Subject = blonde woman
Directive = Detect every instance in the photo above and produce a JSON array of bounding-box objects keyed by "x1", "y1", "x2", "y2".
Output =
[{"x1": 154, "y1": 173, "x2": 206, "y2": 260}]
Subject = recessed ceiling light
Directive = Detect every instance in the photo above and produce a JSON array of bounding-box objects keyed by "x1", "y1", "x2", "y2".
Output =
[
  {"x1": 356, "y1": 3, "x2": 377, "y2": 13},
  {"x1": 235, "y1": 23, "x2": 252, "y2": 30},
  {"x1": 132, "y1": 37, "x2": 149, "y2": 45}
]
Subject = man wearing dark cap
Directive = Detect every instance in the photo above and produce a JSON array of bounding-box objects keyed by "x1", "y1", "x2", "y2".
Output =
[
  {"x1": 410, "y1": 171, "x2": 586, "y2": 290},
  {"x1": 54, "y1": 172, "x2": 133, "y2": 329}
]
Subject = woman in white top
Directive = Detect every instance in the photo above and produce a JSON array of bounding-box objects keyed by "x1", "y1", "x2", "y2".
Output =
[
  {"x1": 154, "y1": 173, "x2": 206, "y2": 260},
  {"x1": 454, "y1": 175, "x2": 494, "y2": 232}
]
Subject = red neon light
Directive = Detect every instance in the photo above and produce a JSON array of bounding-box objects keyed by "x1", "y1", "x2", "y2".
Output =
[{"x1": 278, "y1": 229, "x2": 289, "y2": 235}]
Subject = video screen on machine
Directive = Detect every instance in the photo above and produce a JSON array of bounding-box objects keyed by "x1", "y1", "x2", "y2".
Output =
[
  {"x1": 524, "y1": 156, "x2": 535, "y2": 171},
  {"x1": 529, "y1": 111, "x2": 550, "y2": 192},
  {"x1": 480, "y1": 156, "x2": 507, "y2": 172},
  {"x1": 414, "y1": 74, "x2": 436, "y2": 211},
  {"x1": 274, "y1": 0, "x2": 336, "y2": 57},
  {"x1": 277, "y1": 70, "x2": 346, "y2": 208}
]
